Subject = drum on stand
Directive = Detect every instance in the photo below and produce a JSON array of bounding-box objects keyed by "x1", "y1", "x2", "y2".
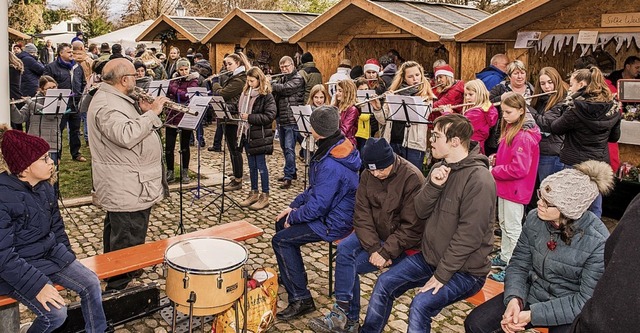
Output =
[{"x1": 164, "y1": 237, "x2": 248, "y2": 316}]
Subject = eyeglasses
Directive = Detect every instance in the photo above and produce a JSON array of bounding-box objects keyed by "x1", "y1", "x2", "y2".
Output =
[
  {"x1": 537, "y1": 189, "x2": 556, "y2": 208},
  {"x1": 430, "y1": 132, "x2": 442, "y2": 142},
  {"x1": 39, "y1": 155, "x2": 52, "y2": 163},
  {"x1": 279, "y1": 64, "x2": 292, "y2": 69},
  {"x1": 123, "y1": 73, "x2": 137, "y2": 78}
]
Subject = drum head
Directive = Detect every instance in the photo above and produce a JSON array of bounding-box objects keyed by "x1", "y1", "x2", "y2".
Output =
[{"x1": 165, "y1": 237, "x2": 248, "y2": 273}]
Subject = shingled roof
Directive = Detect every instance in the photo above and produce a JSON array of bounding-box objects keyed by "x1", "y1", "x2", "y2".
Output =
[
  {"x1": 201, "y1": 9, "x2": 318, "y2": 44},
  {"x1": 136, "y1": 14, "x2": 222, "y2": 43}
]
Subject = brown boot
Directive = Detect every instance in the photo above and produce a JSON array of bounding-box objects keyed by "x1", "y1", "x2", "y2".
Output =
[
  {"x1": 225, "y1": 178, "x2": 243, "y2": 191},
  {"x1": 249, "y1": 193, "x2": 269, "y2": 210},
  {"x1": 239, "y1": 190, "x2": 259, "y2": 207}
]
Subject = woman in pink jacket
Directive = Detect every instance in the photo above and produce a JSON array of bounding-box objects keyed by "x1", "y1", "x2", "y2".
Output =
[
  {"x1": 462, "y1": 79, "x2": 498, "y2": 155},
  {"x1": 333, "y1": 79, "x2": 360, "y2": 147},
  {"x1": 489, "y1": 92, "x2": 541, "y2": 283}
]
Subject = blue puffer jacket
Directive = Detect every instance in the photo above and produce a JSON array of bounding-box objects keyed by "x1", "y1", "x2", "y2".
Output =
[
  {"x1": 288, "y1": 137, "x2": 361, "y2": 241},
  {"x1": 504, "y1": 209, "x2": 608, "y2": 327},
  {"x1": 476, "y1": 65, "x2": 507, "y2": 91},
  {"x1": 17, "y1": 51, "x2": 44, "y2": 97},
  {"x1": 0, "y1": 172, "x2": 76, "y2": 300}
]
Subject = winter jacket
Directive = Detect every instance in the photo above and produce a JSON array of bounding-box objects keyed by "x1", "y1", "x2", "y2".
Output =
[
  {"x1": 0, "y1": 173, "x2": 76, "y2": 300},
  {"x1": 571, "y1": 193, "x2": 640, "y2": 333},
  {"x1": 550, "y1": 92, "x2": 621, "y2": 166},
  {"x1": 39, "y1": 46, "x2": 56, "y2": 65},
  {"x1": 529, "y1": 95, "x2": 564, "y2": 156},
  {"x1": 168, "y1": 74, "x2": 199, "y2": 104},
  {"x1": 288, "y1": 136, "x2": 361, "y2": 242},
  {"x1": 245, "y1": 93, "x2": 277, "y2": 155},
  {"x1": 43, "y1": 58, "x2": 86, "y2": 113},
  {"x1": 9, "y1": 66, "x2": 21, "y2": 102},
  {"x1": 340, "y1": 105, "x2": 360, "y2": 146},
  {"x1": 142, "y1": 61, "x2": 167, "y2": 80},
  {"x1": 272, "y1": 70, "x2": 305, "y2": 126},
  {"x1": 17, "y1": 51, "x2": 44, "y2": 97},
  {"x1": 328, "y1": 68, "x2": 351, "y2": 96},
  {"x1": 486, "y1": 80, "x2": 535, "y2": 150},
  {"x1": 381, "y1": 86, "x2": 430, "y2": 152},
  {"x1": 414, "y1": 142, "x2": 497, "y2": 283},
  {"x1": 430, "y1": 80, "x2": 465, "y2": 122},
  {"x1": 476, "y1": 65, "x2": 508, "y2": 91},
  {"x1": 505, "y1": 210, "x2": 608, "y2": 327},
  {"x1": 13, "y1": 93, "x2": 64, "y2": 151},
  {"x1": 354, "y1": 155, "x2": 425, "y2": 260},
  {"x1": 211, "y1": 71, "x2": 246, "y2": 114},
  {"x1": 380, "y1": 64, "x2": 397, "y2": 89},
  {"x1": 491, "y1": 126, "x2": 541, "y2": 204},
  {"x1": 298, "y1": 61, "x2": 323, "y2": 101},
  {"x1": 464, "y1": 104, "x2": 498, "y2": 155},
  {"x1": 88, "y1": 83, "x2": 166, "y2": 212}
]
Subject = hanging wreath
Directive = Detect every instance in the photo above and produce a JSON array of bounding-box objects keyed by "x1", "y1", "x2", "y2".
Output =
[{"x1": 157, "y1": 29, "x2": 177, "y2": 45}]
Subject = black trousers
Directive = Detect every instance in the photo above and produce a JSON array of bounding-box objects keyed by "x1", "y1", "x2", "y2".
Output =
[
  {"x1": 464, "y1": 292, "x2": 571, "y2": 333},
  {"x1": 59, "y1": 113, "x2": 82, "y2": 159},
  {"x1": 224, "y1": 123, "x2": 243, "y2": 179},
  {"x1": 103, "y1": 207, "x2": 152, "y2": 290},
  {"x1": 165, "y1": 127, "x2": 192, "y2": 171}
]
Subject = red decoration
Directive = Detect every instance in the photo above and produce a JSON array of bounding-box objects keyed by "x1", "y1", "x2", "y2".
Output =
[{"x1": 547, "y1": 239, "x2": 557, "y2": 251}]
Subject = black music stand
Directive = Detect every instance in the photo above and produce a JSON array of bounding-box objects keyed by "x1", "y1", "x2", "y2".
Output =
[
  {"x1": 202, "y1": 96, "x2": 242, "y2": 222},
  {"x1": 385, "y1": 95, "x2": 431, "y2": 160},
  {"x1": 185, "y1": 93, "x2": 217, "y2": 203},
  {"x1": 292, "y1": 105, "x2": 313, "y2": 188},
  {"x1": 42, "y1": 89, "x2": 71, "y2": 196},
  {"x1": 149, "y1": 80, "x2": 170, "y2": 98}
]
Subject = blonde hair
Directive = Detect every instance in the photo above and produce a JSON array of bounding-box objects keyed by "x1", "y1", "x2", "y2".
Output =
[
  {"x1": 571, "y1": 67, "x2": 613, "y2": 102},
  {"x1": 506, "y1": 60, "x2": 527, "y2": 76},
  {"x1": 244, "y1": 66, "x2": 271, "y2": 95},
  {"x1": 463, "y1": 79, "x2": 490, "y2": 112},
  {"x1": 333, "y1": 80, "x2": 358, "y2": 112},
  {"x1": 436, "y1": 75, "x2": 455, "y2": 94},
  {"x1": 532, "y1": 67, "x2": 569, "y2": 112},
  {"x1": 499, "y1": 92, "x2": 527, "y2": 146},
  {"x1": 389, "y1": 61, "x2": 435, "y2": 101},
  {"x1": 9, "y1": 51, "x2": 23, "y2": 73},
  {"x1": 307, "y1": 84, "x2": 329, "y2": 106}
]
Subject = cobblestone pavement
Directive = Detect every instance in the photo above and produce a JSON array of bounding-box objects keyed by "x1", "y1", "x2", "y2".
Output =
[{"x1": 19, "y1": 126, "x2": 602, "y2": 333}]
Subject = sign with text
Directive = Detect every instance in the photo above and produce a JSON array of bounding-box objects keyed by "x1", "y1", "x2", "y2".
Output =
[
  {"x1": 602, "y1": 12, "x2": 640, "y2": 27},
  {"x1": 577, "y1": 31, "x2": 599, "y2": 44}
]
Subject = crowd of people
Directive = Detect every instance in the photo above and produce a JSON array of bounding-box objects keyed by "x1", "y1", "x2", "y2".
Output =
[{"x1": 2, "y1": 36, "x2": 640, "y2": 333}]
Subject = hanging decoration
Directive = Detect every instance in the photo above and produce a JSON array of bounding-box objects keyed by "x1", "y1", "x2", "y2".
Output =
[
  {"x1": 536, "y1": 32, "x2": 640, "y2": 56},
  {"x1": 157, "y1": 29, "x2": 177, "y2": 45}
]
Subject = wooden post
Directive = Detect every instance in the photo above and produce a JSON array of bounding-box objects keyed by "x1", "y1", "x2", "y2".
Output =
[
  {"x1": 461, "y1": 43, "x2": 487, "y2": 81},
  {"x1": 442, "y1": 41, "x2": 459, "y2": 78}
]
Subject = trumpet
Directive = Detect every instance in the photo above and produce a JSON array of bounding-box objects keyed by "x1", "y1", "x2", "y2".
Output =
[
  {"x1": 237, "y1": 87, "x2": 252, "y2": 147},
  {"x1": 130, "y1": 87, "x2": 199, "y2": 116}
]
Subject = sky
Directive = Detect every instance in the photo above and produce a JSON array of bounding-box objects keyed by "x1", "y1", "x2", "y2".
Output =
[{"x1": 47, "y1": 0, "x2": 130, "y2": 19}]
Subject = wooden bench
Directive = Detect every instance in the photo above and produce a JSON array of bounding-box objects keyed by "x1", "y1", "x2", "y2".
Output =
[
  {"x1": 466, "y1": 279, "x2": 549, "y2": 333},
  {"x1": 0, "y1": 220, "x2": 263, "y2": 307}
]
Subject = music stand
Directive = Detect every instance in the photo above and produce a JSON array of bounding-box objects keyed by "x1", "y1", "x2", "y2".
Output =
[
  {"x1": 385, "y1": 95, "x2": 431, "y2": 160},
  {"x1": 41, "y1": 89, "x2": 72, "y2": 198},
  {"x1": 292, "y1": 105, "x2": 313, "y2": 188},
  {"x1": 185, "y1": 95, "x2": 217, "y2": 203},
  {"x1": 202, "y1": 96, "x2": 242, "y2": 222},
  {"x1": 357, "y1": 90, "x2": 376, "y2": 114},
  {"x1": 148, "y1": 80, "x2": 170, "y2": 97},
  {"x1": 164, "y1": 101, "x2": 207, "y2": 235}
]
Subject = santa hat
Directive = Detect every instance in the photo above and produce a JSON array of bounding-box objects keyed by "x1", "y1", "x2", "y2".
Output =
[
  {"x1": 363, "y1": 58, "x2": 381, "y2": 73},
  {"x1": 434, "y1": 65, "x2": 454, "y2": 78}
]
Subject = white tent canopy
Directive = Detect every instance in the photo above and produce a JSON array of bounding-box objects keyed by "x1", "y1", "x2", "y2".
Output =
[{"x1": 89, "y1": 20, "x2": 161, "y2": 51}]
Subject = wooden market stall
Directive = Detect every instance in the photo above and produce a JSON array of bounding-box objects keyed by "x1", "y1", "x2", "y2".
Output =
[
  {"x1": 200, "y1": 9, "x2": 317, "y2": 74},
  {"x1": 455, "y1": 0, "x2": 640, "y2": 81},
  {"x1": 288, "y1": 0, "x2": 489, "y2": 81},
  {"x1": 136, "y1": 14, "x2": 221, "y2": 63},
  {"x1": 8, "y1": 27, "x2": 31, "y2": 43}
]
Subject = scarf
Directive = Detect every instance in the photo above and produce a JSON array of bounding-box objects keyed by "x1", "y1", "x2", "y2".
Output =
[
  {"x1": 237, "y1": 89, "x2": 260, "y2": 138},
  {"x1": 312, "y1": 130, "x2": 344, "y2": 162},
  {"x1": 57, "y1": 57, "x2": 76, "y2": 70}
]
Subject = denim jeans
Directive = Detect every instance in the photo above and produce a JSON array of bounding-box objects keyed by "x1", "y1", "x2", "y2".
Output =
[
  {"x1": 272, "y1": 216, "x2": 323, "y2": 303},
  {"x1": 245, "y1": 144, "x2": 269, "y2": 193},
  {"x1": 538, "y1": 155, "x2": 564, "y2": 182},
  {"x1": 361, "y1": 254, "x2": 485, "y2": 333},
  {"x1": 81, "y1": 112, "x2": 88, "y2": 142},
  {"x1": 59, "y1": 112, "x2": 82, "y2": 159},
  {"x1": 334, "y1": 233, "x2": 407, "y2": 321},
  {"x1": 390, "y1": 143, "x2": 424, "y2": 172},
  {"x1": 464, "y1": 292, "x2": 571, "y2": 333},
  {"x1": 279, "y1": 124, "x2": 298, "y2": 180},
  {"x1": 9, "y1": 260, "x2": 107, "y2": 333}
]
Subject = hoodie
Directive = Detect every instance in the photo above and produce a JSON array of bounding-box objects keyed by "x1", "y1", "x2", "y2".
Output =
[
  {"x1": 288, "y1": 134, "x2": 361, "y2": 241},
  {"x1": 414, "y1": 142, "x2": 497, "y2": 283},
  {"x1": 550, "y1": 92, "x2": 621, "y2": 166}
]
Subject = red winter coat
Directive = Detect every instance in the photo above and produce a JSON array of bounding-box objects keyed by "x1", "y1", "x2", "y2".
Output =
[
  {"x1": 340, "y1": 105, "x2": 360, "y2": 146},
  {"x1": 429, "y1": 80, "x2": 465, "y2": 123}
]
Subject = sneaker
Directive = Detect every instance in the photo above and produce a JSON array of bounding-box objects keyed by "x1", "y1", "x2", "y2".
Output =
[
  {"x1": 279, "y1": 179, "x2": 292, "y2": 189},
  {"x1": 489, "y1": 270, "x2": 506, "y2": 283},
  {"x1": 249, "y1": 193, "x2": 269, "y2": 210},
  {"x1": 20, "y1": 322, "x2": 32, "y2": 333},
  {"x1": 225, "y1": 178, "x2": 242, "y2": 191},
  {"x1": 181, "y1": 170, "x2": 191, "y2": 184},
  {"x1": 239, "y1": 190, "x2": 259, "y2": 207},
  {"x1": 308, "y1": 304, "x2": 359, "y2": 333},
  {"x1": 73, "y1": 155, "x2": 87, "y2": 162},
  {"x1": 277, "y1": 298, "x2": 316, "y2": 320},
  {"x1": 207, "y1": 146, "x2": 222, "y2": 152},
  {"x1": 166, "y1": 170, "x2": 175, "y2": 183},
  {"x1": 490, "y1": 256, "x2": 507, "y2": 270}
]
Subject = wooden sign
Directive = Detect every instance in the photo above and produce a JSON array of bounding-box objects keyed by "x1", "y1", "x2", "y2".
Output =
[{"x1": 601, "y1": 12, "x2": 640, "y2": 27}]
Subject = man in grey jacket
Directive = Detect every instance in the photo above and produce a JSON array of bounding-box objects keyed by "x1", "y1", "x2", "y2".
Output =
[{"x1": 87, "y1": 58, "x2": 168, "y2": 291}]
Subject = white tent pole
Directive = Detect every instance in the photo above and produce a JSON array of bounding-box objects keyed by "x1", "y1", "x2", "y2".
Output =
[{"x1": 1, "y1": 1, "x2": 10, "y2": 125}]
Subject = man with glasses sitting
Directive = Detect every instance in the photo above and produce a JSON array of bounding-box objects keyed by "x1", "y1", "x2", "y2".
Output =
[{"x1": 270, "y1": 56, "x2": 305, "y2": 189}]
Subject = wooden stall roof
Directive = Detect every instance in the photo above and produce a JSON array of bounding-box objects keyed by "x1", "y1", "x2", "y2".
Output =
[
  {"x1": 9, "y1": 27, "x2": 30, "y2": 41},
  {"x1": 289, "y1": 0, "x2": 488, "y2": 43},
  {"x1": 136, "y1": 14, "x2": 222, "y2": 43},
  {"x1": 201, "y1": 9, "x2": 318, "y2": 44},
  {"x1": 455, "y1": 0, "x2": 580, "y2": 42}
]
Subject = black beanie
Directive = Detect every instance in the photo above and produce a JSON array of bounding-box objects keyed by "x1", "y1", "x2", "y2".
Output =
[
  {"x1": 310, "y1": 106, "x2": 340, "y2": 138},
  {"x1": 362, "y1": 138, "x2": 395, "y2": 170},
  {"x1": 301, "y1": 52, "x2": 313, "y2": 63}
]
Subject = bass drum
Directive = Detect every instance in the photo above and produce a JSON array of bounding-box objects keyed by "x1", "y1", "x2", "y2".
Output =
[{"x1": 164, "y1": 237, "x2": 248, "y2": 316}]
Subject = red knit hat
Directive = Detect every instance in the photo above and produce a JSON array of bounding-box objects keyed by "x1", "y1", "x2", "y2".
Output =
[
  {"x1": 1, "y1": 129, "x2": 50, "y2": 175},
  {"x1": 363, "y1": 58, "x2": 381, "y2": 73},
  {"x1": 434, "y1": 65, "x2": 455, "y2": 78}
]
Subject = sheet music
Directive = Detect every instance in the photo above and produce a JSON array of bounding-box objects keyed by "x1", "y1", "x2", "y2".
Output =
[
  {"x1": 357, "y1": 90, "x2": 377, "y2": 114},
  {"x1": 210, "y1": 96, "x2": 240, "y2": 121},
  {"x1": 41, "y1": 89, "x2": 72, "y2": 115},
  {"x1": 186, "y1": 87, "x2": 209, "y2": 99},
  {"x1": 291, "y1": 105, "x2": 313, "y2": 134},
  {"x1": 148, "y1": 80, "x2": 170, "y2": 97},
  {"x1": 385, "y1": 95, "x2": 430, "y2": 123}
]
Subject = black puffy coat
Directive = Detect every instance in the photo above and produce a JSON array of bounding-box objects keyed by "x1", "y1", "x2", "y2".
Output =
[
  {"x1": 550, "y1": 92, "x2": 621, "y2": 166},
  {"x1": 17, "y1": 51, "x2": 44, "y2": 97},
  {"x1": 43, "y1": 58, "x2": 86, "y2": 112},
  {"x1": 245, "y1": 93, "x2": 277, "y2": 155},
  {"x1": 271, "y1": 70, "x2": 305, "y2": 126},
  {"x1": 530, "y1": 94, "x2": 564, "y2": 156}
]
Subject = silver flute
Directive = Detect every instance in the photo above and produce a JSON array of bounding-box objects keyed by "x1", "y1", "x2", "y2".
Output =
[{"x1": 237, "y1": 87, "x2": 253, "y2": 147}]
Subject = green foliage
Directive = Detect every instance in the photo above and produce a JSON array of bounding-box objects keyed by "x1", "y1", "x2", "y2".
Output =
[
  {"x1": 43, "y1": 8, "x2": 73, "y2": 30},
  {"x1": 82, "y1": 16, "x2": 113, "y2": 39},
  {"x1": 280, "y1": 0, "x2": 338, "y2": 13},
  {"x1": 8, "y1": 3, "x2": 45, "y2": 34}
]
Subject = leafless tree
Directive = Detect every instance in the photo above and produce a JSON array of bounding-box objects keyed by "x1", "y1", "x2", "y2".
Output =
[{"x1": 119, "y1": 0, "x2": 179, "y2": 26}]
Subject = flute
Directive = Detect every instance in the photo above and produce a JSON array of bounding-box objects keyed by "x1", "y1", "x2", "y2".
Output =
[
  {"x1": 130, "y1": 87, "x2": 199, "y2": 116},
  {"x1": 203, "y1": 70, "x2": 231, "y2": 82},
  {"x1": 325, "y1": 78, "x2": 378, "y2": 85},
  {"x1": 237, "y1": 87, "x2": 253, "y2": 148},
  {"x1": 9, "y1": 98, "x2": 28, "y2": 105},
  {"x1": 268, "y1": 73, "x2": 287, "y2": 80},
  {"x1": 433, "y1": 90, "x2": 558, "y2": 111},
  {"x1": 492, "y1": 90, "x2": 558, "y2": 107}
]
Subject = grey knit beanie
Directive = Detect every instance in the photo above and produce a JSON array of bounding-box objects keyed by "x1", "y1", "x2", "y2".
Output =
[
  {"x1": 310, "y1": 106, "x2": 340, "y2": 137},
  {"x1": 539, "y1": 160, "x2": 614, "y2": 219}
]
